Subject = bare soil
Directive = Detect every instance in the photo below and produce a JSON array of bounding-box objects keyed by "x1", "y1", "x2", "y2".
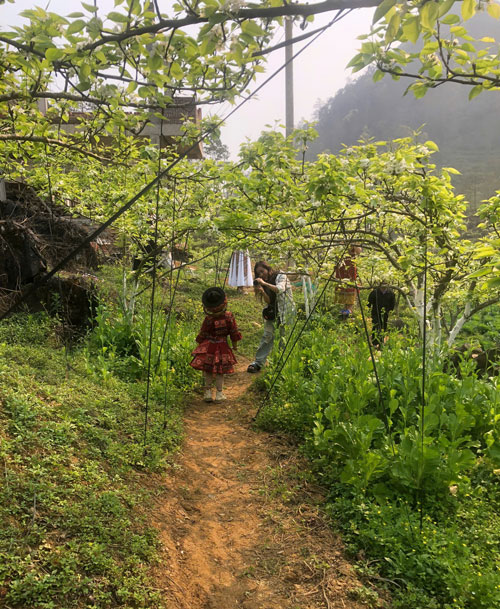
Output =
[{"x1": 150, "y1": 358, "x2": 381, "y2": 608}]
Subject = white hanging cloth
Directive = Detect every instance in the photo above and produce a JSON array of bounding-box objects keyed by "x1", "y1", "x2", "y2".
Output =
[{"x1": 228, "y1": 250, "x2": 253, "y2": 287}]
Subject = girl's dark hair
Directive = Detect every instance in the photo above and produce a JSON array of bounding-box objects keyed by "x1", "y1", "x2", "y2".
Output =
[
  {"x1": 202, "y1": 287, "x2": 226, "y2": 311},
  {"x1": 254, "y1": 260, "x2": 277, "y2": 282}
]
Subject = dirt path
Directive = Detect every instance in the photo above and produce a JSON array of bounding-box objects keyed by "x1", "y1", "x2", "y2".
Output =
[{"x1": 151, "y1": 358, "x2": 374, "y2": 609}]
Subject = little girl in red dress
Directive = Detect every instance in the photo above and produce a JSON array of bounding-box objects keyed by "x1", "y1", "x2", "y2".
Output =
[{"x1": 190, "y1": 287, "x2": 242, "y2": 403}]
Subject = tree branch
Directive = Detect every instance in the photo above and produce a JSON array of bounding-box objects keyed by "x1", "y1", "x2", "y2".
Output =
[
  {"x1": 0, "y1": 35, "x2": 45, "y2": 59},
  {"x1": 76, "y1": 0, "x2": 380, "y2": 53},
  {"x1": 0, "y1": 134, "x2": 111, "y2": 162},
  {"x1": 377, "y1": 62, "x2": 500, "y2": 89}
]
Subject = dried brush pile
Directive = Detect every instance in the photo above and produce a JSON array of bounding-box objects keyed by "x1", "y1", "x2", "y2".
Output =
[{"x1": 0, "y1": 181, "x2": 106, "y2": 326}]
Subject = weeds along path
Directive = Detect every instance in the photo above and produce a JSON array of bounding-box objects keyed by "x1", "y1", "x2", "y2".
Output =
[{"x1": 150, "y1": 357, "x2": 370, "y2": 609}]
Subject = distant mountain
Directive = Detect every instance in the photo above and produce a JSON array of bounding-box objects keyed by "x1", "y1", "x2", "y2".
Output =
[{"x1": 307, "y1": 13, "x2": 500, "y2": 214}]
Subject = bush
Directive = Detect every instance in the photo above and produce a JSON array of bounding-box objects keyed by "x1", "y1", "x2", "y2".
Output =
[{"x1": 257, "y1": 315, "x2": 500, "y2": 608}]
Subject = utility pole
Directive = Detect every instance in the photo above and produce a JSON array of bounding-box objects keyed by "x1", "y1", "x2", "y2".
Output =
[{"x1": 285, "y1": 17, "x2": 294, "y2": 138}]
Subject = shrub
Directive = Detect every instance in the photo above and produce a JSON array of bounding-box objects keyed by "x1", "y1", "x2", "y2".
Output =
[{"x1": 257, "y1": 315, "x2": 500, "y2": 607}]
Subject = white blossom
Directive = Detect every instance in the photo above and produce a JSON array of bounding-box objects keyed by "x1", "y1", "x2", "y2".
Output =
[{"x1": 221, "y1": 0, "x2": 246, "y2": 12}]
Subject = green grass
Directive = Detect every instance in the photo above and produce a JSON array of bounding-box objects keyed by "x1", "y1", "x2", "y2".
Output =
[
  {"x1": 0, "y1": 259, "x2": 269, "y2": 608},
  {"x1": 0, "y1": 320, "x2": 172, "y2": 607},
  {"x1": 0, "y1": 269, "x2": 199, "y2": 608}
]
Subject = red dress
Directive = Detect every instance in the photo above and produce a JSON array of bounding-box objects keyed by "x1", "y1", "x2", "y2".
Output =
[
  {"x1": 334, "y1": 256, "x2": 358, "y2": 306},
  {"x1": 190, "y1": 311, "x2": 242, "y2": 374}
]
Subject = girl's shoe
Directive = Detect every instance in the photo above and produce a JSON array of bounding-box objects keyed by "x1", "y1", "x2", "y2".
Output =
[
  {"x1": 215, "y1": 391, "x2": 226, "y2": 403},
  {"x1": 203, "y1": 389, "x2": 213, "y2": 402}
]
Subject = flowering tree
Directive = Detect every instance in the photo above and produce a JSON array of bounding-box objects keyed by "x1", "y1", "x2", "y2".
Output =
[
  {"x1": 0, "y1": 0, "x2": 359, "y2": 160},
  {"x1": 350, "y1": 1, "x2": 500, "y2": 97},
  {"x1": 3, "y1": 0, "x2": 500, "y2": 159}
]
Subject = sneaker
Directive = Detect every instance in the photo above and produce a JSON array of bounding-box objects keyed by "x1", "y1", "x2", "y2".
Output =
[
  {"x1": 203, "y1": 389, "x2": 213, "y2": 402},
  {"x1": 247, "y1": 363, "x2": 261, "y2": 373},
  {"x1": 215, "y1": 391, "x2": 227, "y2": 403}
]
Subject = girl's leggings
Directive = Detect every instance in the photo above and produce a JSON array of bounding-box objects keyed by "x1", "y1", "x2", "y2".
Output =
[{"x1": 203, "y1": 371, "x2": 224, "y2": 391}]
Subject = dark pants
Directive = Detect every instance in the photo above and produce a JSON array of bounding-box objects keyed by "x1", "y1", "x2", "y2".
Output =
[{"x1": 371, "y1": 312, "x2": 389, "y2": 347}]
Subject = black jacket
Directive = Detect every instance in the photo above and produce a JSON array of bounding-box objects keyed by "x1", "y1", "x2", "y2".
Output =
[{"x1": 368, "y1": 288, "x2": 395, "y2": 318}]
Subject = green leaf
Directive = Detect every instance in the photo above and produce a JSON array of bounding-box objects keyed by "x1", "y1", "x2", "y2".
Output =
[
  {"x1": 402, "y1": 16, "x2": 421, "y2": 43},
  {"x1": 170, "y1": 62, "x2": 184, "y2": 80},
  {"x1": 388, "y1": 397, "x2": 399, "y2": 415},
  {"x1": 440, "y1": 13, "x2": 460, "y2": 24},
  {"x1": 199, "y1": 37, "x2": 216, "y2": 56},
  {"x1": 420, "y1": 1, "x2": 439, "y2": 29},
  {"x1": 425, "y1": 140, "x2": 439, "y2": 151},
  {"x1": 372, "y1": 0, "x2": 397, "y2": 24},
  {"x1": 412, "y1": 83, "x2": 428, "y2": 98},
  {"x1": 468, "y1": 267, "x2": 490, "y2": 279},
  {"x1": 460, "y1": 42, "x2": 476, "y2": 52},
  {"x1": 67, "y1": 12, "x2": 84, "y2": 17},
  {"x1": 81, "y1": 2, "x2": 98, "y2": 12},
  {"x1": 438, "y1": 0, "x2": 456, "y2": 17},
  {"x1": 148, "y1": 54, "x2": 163, "y2": 71},
  {"x1": 45, "y1": 47, "x2": 64, "y2": 61},
  {"x1": 386, "y1": 12, "x2": 401, "y2": 43},
  {"x1": 450, "y1": 25, "x2": 467, "y2": 36},
  {"x1": 107, "y1": 11, "x2": 129, "y2": 23},
  {"x1": 461, "y1": 0, "x2": 476, "y2": 21},
  {"x1": 486, "y1": 275, "x2": 500, "y2": 288},
  {"x1": 454, "y1": 48, "x2": 470, "y2": 62},
  {"x1": 66, "y1": 19, "x2": 86, "y2": 35},
  {"x1": 486, "y1": 441, "x2": 500, "y2": 466},
  {"x1": 487, "y1": 2, "x2": 500, "y2": 19},
  {"x1": 373, "y1": 69, "x2": 385, "y2": 82},
  {"x1": 130, "y1": 0, "x2": 141, "y2": 16},
  {"x1": 241, "y1": 20, "x2": 267, "y2": 37},
  {"x1": 197, "y1": 22, "x2": 214, "y2": 40},
  {"x1": 346, "y1": 53, "x2": 363, "y2": 69},
  {"x1": 78, "y1": 80, "x2": 91, "y2": 91},
  {"x1": 79, "y1": 62, "x2": 91, "y2": 80}
]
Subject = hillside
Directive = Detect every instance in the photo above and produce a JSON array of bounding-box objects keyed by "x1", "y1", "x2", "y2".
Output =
[{"x1": 307, "y1": 13, "x2": 500, "y2": 213}]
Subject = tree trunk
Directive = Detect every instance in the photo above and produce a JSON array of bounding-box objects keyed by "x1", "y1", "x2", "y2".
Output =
[
  {"x1": 447, "y1": 302, "x2": 472, "y2": 347},
  {"x1": 429, "y1": 302, "x2": 442, "y2": 348}
]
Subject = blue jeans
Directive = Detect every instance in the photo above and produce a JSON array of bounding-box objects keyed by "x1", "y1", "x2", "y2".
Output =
[{"x1": 254, "y1": 320, "x2": 285, "y2": 367}]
